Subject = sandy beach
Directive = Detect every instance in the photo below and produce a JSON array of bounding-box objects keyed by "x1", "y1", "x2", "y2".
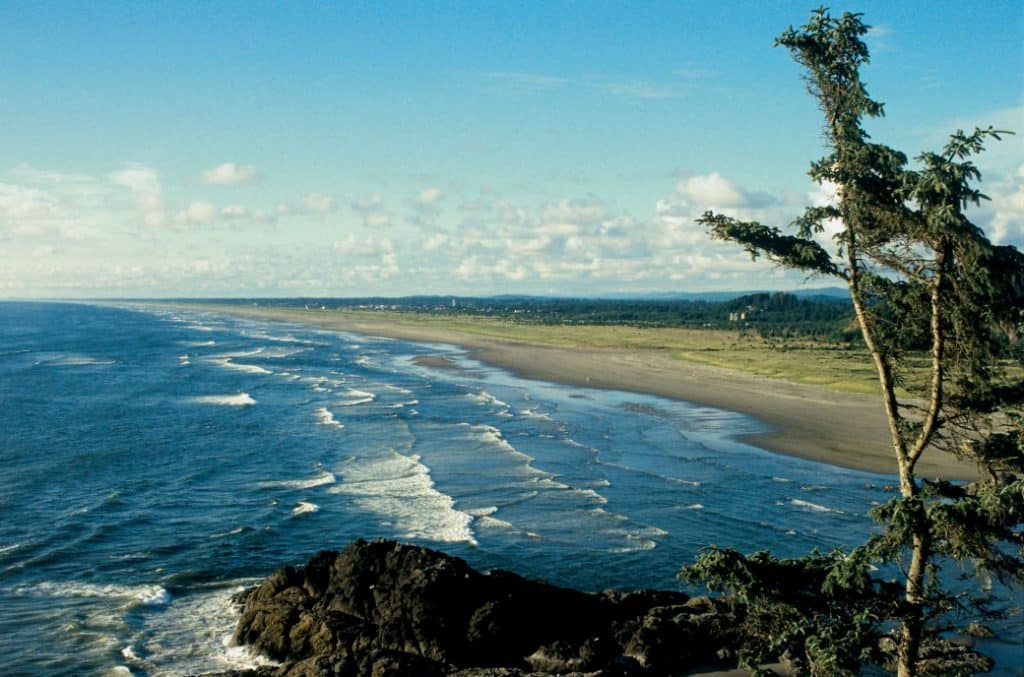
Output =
[{"x1": 174, "y1": 303, "x2": 978, "y2": 481}]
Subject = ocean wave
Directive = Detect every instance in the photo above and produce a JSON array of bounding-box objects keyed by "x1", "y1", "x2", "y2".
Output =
[
  {"x1": 8, "y1": 581, "x2": 171, "y2": 606},
  {"x1": 292, "y1": 501, "x2": 320, "y2": 516},
  {"x1": 42, "y1": 354, "x2": 115, "y2": 367},
  {"x1": 190, "y1": 393, "x2": 256, "y2": 406},
  {"x1": 127, "y1": 582, "x2": 277, "y2": 676},
  {"x1": 244, "y1": 331, "x2": 318, "y2": 345},
  {"x1": 0, "y1": 543, "x2": 21, "y2": 556},
  {"x1": 209, "y1": 526, "x2": 248, "y2": 539},
  {"x1": 329, "y1": 451, "x2": 475, "y2": 545},
  {"x1": 182, "y1": 340, "x2": 216, "y2": 347},
  {"x1": 259, "y1": 470, "x2": 336, "y2": 490},
  {"x1": 789, "y1": 498, "x2": 843, "y2": 514},
  {"x1": 212, "y1": 358, "x2": 272, "y2": 375},
  {"x1": 315, "y1": 408, "x2": 344, "y2": 428},
  {"x1": 519, "y1": 408, "x2": 555, "y2": 423},
  {"x1": 337, "y1": 388, "x2": 376, "y2": 406},
  {"x1": 466, "y1": 390, "x2": 510, "y2": 408}
]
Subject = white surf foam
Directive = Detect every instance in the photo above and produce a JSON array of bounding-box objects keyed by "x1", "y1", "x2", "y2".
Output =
[
  {"x1": 790, "y1": 498, "x2": 843, "y2": 514},
  {"x1": 337, "y1": 388, "x2": 376, "y2": 406},
  {"x1": 45, "y1": 354, "x2": 115, "y2": 366},
  {"x1": 292, "y1": 501, "x2": 320, "y2": 516},
  {"x1": 329, "y1": 451, "x2": 475, "y2": 545},
  {"x1": 0, "y1": 543, "x2": 21, "y2": 555},
  {"x1": 315, "y1": 407, "x2": 344, "y2": 428},
  {"x1": 519, "y1": 407, "x2": 555, "y2": 422},
  {"x1": 190, "y1": 393, "x2": 256, "y2": 406},
  {"x1": 183, "y1": 340, "x2": 216, "y2": 347},
  {"x1": 212, "y1": 358, "x2": 272, "y2": 375},
  {"x1": 684, "y1": 503, "x2": 704, "y2": 510},
  {"x1": 259, "y1": 470, "x2": 336, "y2": 490},
  {"x1": 467, "y1": 391, "x2": 510, "y2": 408},
  {"x1": 128, "y1": 581, "x2": 277, "y2": 675},
  {"x1": 209, "y1": 526, "x2": 246, "y2": 539},
  {"x1": 9, "y1": 581, "x2": 171, "y2": 606},
  {"x1": 258, "y1": 346, "x2": 311, "y2": 358}
]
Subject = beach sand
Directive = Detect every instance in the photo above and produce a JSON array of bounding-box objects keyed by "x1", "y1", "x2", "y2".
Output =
[{"x1": 174, "y1": 303, "x2": 978, "y2": 481}]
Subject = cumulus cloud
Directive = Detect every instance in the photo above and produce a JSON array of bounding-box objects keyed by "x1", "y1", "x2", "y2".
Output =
[
  {"x1": 201, "y1": 162, "x2": 258, "y2": 185},
  {"x1": 301, "y1": 192, "x2": 336, "y2": 214},
  {"x1": 972, "y1": 163, "x2": 1024, "y2": 246},
  {"x1": 174, "y1": 201, "x2": 217, "y2": 227},
  {"x1": 418, "y1": 187, "x2": 441, "y2": 206},
  {"x1": 332, "y1": 235, "x2": 394, "y2": 257},
  {"x1": 110, "y1": 162, "x2": 164, "y2": 226},
  {"x1": 352, "y1": 193, "x2": 391, "y2": 227},
  {"x1": 0, "y1": 182, "x2": 58, "y2": 234},
  {"x1": 408, "y1": 187, "x2": 443, "y2": 227}
]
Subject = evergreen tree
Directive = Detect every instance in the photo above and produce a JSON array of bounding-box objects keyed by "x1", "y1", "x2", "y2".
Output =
[{"x1": 685, "y1": 8, "x2": 1023, "y2": 675}]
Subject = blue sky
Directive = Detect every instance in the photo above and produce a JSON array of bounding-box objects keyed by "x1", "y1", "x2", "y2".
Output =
[{"x1": 1, "y1": 1, "x2": 1021, "y2": 297}]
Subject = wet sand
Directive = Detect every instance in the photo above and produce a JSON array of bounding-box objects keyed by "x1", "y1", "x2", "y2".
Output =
[{"x1": 171, "y1": 303, "x2": 978, "y2": 481}]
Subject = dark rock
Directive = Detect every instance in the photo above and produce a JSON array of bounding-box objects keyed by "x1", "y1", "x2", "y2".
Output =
[{"x1": 203, "y1": 539, "x2": 740, "y2": 677}]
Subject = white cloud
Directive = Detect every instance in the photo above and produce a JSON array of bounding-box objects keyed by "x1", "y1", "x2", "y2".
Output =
[
  {"x1": 0, "y1": 182, "x2": 58, "y2": 229},
  {"x1": 201, "y1": 162, "x2": 258, "y2": 185},
  {"x1": 971, "y1": 163, "x2": 1024, "y2": 246},
  {"x1": 332, "y1": 235, "x2": 394, "y2": 257},
  {"x1": 423, "y1": 233, "x2": 449, "y2": 251},
  {"x1": 417, "y1": 187, "x2": 441, "y2": 206},
  {"x1": 364, "y1": 211, "x2": 390, "y2": 227},
  {"x1": 174, "y1": 201, "x2": 217, "y2": 227},
  {"x1": 220, "y1": 204, "x2": 250, "y2": 219},
  {"x1": 677, "y1": 172, "x2": 745, "y2": 207},
  {"x1": 352, "y1": 193, "x2": 391, "y2": 227},
  {"x1": 301, "y1": 192, "x2": 336, "y2": 214},
  {"x1": 109, "y1": 162, "x2": 164, "y2": 227}
]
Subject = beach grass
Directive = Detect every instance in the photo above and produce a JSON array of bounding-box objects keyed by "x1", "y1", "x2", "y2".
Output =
[{"x1": 330, "y1": 310, "x2": 888, "y2": 395}]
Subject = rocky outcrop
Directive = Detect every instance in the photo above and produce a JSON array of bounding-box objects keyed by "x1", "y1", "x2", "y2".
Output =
[{"x1": 205, "y1": 539, "x2": 740, "y2": 676}]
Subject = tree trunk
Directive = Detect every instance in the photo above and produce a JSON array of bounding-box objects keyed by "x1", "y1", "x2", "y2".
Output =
[{"x1": 895, "y1": 459, "x2": 928, "y2": 677}]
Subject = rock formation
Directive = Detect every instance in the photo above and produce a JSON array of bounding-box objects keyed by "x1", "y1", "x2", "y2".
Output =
[{"x1": 202, "y1": 539, "x2": 739, "y2": 676}]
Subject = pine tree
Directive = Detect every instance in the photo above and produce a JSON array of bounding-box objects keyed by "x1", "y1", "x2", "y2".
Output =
[{"x1": 685, "y1": 8, "x2": 1024, "y2": 675}]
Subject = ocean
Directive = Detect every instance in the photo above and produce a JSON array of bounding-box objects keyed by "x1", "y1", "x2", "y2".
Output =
[{"x1": 0, "y1": 302, "x2": 1018, "y2": 675}]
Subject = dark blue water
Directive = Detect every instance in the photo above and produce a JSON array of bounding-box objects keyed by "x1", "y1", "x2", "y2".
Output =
[{"x1": 0, "y1": 302, "x2": 1018, "y2": 674}]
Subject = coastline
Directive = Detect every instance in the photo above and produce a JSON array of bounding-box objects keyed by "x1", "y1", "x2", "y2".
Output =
[{"x1": 168, "y1": 303, "x2": 978, "y2": 481}]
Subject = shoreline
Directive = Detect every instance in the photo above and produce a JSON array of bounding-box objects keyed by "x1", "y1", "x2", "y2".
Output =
[{"x1": 168, "y1": 302, "x2": 978, "y2": 481}]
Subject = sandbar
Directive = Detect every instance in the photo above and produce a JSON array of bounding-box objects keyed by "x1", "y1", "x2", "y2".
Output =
[{"x1": 170, "y1": 303, "x2": 978, "y2": 481}]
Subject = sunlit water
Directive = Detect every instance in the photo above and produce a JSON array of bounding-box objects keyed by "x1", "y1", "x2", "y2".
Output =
[{"x1": 0, "y1": 302, "x2": 1018, "y2": 675}]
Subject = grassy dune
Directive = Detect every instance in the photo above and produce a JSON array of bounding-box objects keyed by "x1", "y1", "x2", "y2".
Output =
[{"x1": 335, "y1": 310, "x2": 887, "y2": 395}]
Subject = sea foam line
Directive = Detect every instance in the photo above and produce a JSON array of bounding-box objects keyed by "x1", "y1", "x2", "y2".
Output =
[
  {"x1": 789, "y1": 498, "x2": 843, "y2": 514},
  {"x1": 190, "y1": 393, "x2": 256, "y2": 406},
  {"x1": 292, "y1": 501, "x2": 320, "y2": 516},
  {"x1": 315, "y1": 407, "x2": 344, "y2": 428},
  {"x1": 212, "y1": 358, "x2": 272, "y2": 375},
  {"x1": 329, "y1": 451, "x2": 475, "y2": 545},
  {"x1": 259, "y1": 470, "x2": 337, "y2": 490},
  {"x1": 337, "y1": 388, "x2": 376, "y2": 406},
  {"x1": 8, "y1": 581, "x2": 171, "y2": 606}
]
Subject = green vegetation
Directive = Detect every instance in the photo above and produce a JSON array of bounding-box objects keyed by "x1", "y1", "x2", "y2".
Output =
[
  {"x1": 331, "y1": 308, "x2": 886, "y2": 395},
  {"x1": 689, "y1": 8, "x2": 1023, "y2": 676},
  {"x1": 240, "y1": 291, "x2": 856, "y2": 340}
]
